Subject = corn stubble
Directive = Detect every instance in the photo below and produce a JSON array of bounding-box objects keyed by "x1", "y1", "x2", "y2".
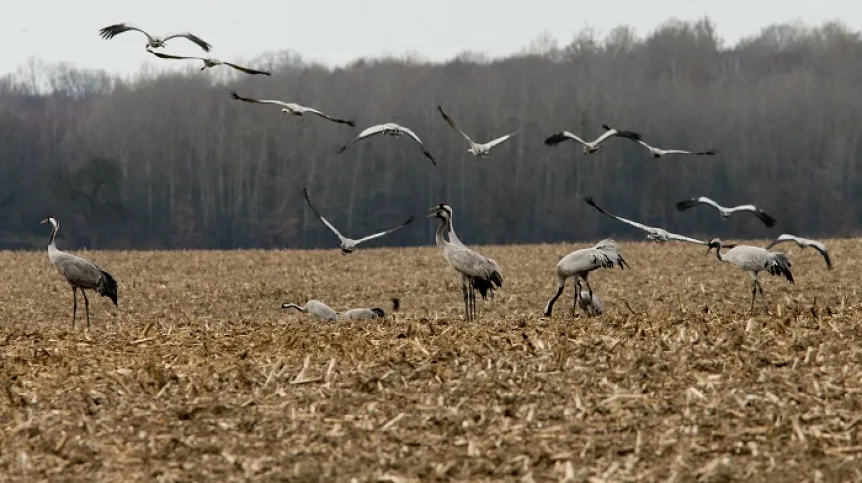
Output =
[{"x1": 1, "y1": 240, "x2": 860, "y2": 480}]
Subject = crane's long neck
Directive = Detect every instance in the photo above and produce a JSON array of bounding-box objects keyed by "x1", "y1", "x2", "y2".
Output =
[
  {"x1": 714, "y1": 243, "x2": 725, "y2": 261},
  {"x1": 435, "y1": 218, "x2": 449, "y2": 248},
  {"x1": 447, "y1": 215, "x2": 460, "y2": 244},
  {"x1": 48, "y1": 224, "x2": 57, "y2": 247},
  {"x1": 282, "y1": 303, "x2": 307, "y2": 313}
]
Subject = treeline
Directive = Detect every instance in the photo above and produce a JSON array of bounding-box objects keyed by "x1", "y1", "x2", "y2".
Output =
[{"x1": 1, "y1": 19, "x2": 861, "y2": 250}]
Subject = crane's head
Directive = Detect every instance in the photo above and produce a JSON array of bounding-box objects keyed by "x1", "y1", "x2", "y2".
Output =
[
  {"x1": 339, "y1": 245, "x2": 356, "y2": 255},
  {"x1": 40, "y1": 217, "x2": 58, "y2": 229},
  {"x1": 706, "y1": 237, "x2": 724, "y2": 255},
  {"x1": 427, "y1": 203, "x2": 452, "y2": 220}
]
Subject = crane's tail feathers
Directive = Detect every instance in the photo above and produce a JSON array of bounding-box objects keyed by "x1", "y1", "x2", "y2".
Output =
[
  {"x1": 768, "y1": 254, "x2": 794, "y2": 283},
  {"x1": 98, "y1": 270, "x2": 118, "y2": 306},
  {"x1": 755, "y1": 211, "x2": 777, "y2": 228},
  {"x1": 675, "y1": 199, "x2": 700, "y2": 212},
  {"x1": 618, "y1": 254, "x2": 631, "y2": 269}
]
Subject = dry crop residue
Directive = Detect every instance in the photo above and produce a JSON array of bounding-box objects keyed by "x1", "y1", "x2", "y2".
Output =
[{"x1": 1, "y1": 240, "x2": 861, "y2": 481}]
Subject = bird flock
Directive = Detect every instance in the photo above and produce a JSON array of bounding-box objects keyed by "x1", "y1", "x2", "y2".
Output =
[{"x1": 34, "y1": 22, "x2": 836, "y2": 326}]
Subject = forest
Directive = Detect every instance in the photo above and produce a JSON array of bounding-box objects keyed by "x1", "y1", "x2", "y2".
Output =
[{"x1": 0, "y1": 18, "x2": 860, "y2": 250}]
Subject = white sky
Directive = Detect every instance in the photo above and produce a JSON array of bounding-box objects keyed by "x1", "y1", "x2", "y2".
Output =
[{"x1": 0, "y1": 0, "x2": 857, "y2": 77}]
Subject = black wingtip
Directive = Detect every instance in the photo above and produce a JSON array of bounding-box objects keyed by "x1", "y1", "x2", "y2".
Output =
[
  {"x1": 336, "y1": 145, "x2": 348, "y2": 154},
  {"x1": 584, "y1": 195, "x2": 596, "y2": 207},
  {"x1": 346, "y1": 120, "x2": 357, "y2": 127},
  {"x1": 544, "y1": 133, "x2": 566, "y2": 146},
  {"x1": 228, "y1": 89, "x2": 239, "y2": 99},
  {"x1": 676, "y1": 199, "x2": 698, "y2": 212},
  {"x1": 601, "y1": 124, "x2": 611, "y2": 131},
  {"x1": 705, "y1": 149, "x2": 717, "y2": 155},
  {"x1": 757, "y1": 211, "x2": 777, "y2": 228}
]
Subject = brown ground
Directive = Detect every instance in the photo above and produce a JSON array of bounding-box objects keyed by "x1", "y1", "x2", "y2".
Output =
[{"x1": 1, "y1": 239, "x2": 861, "y2": 482}]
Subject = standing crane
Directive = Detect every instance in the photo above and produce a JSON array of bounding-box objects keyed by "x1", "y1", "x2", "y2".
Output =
[
  {"x1": 543, "y1": 239, "x2": 629, "y2": 317},
  {"x1": 428, "y1": 204, "x2": 502, "y2": 320},
  {"x1": 41, "y1": 217, "x2": 118, "y2": 328},
  {"x1": 706, "y1": 238, "x2": 794, "y2": 313},
  {"x1": 436, "y1": 203, "x2": 501, "y2": 300}
]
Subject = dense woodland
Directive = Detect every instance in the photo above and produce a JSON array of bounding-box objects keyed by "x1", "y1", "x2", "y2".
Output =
[{"x1": 1, "y1": 19, "x2": 860, "y2": 250}]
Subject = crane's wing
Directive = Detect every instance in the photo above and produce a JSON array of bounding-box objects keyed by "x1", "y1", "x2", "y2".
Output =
[
  {"x1": 337, "y1": 124, "x2": 387, "y2": 154},
  {"x1": 162, "y1": 32, "x2": 213, "y2": 52},
  {"x1": 676, "y1": 196, "x2": 722, "y2": 212},
  {"x1": 437, "y1": 106, "x2": 475, "y2": 144},
  {"x1": 596, "y1": 124, "x2": 642, "y2": 145},
  {"x1": 665, "y1": 232, "x2": 708, "y2": 245},
  {"x1": 229, "y1": 90, "x2": 290, "y2": 108},
  {"x1": 301, "y1": 188, "x2": 346, "y2": 241},
  {"x1": 809, "y1": 242, "x2": 832, "y2": 269},
  {"x1": 636, "y1": 139, "x2": 656, "y2": 150},
  {"x1": 485, "y1": 130, "x2": 520, "y2": 149},
  {"x1": 354, "y1": 216, "x2": 415, "y2": 244},
  {"x1": 544, "y1": 131, "x2": 586, "y2": 147},
  {"x1": 730, "y1": 205, "x2": 777, "y2": 227},
  {"x1": 663, "y1": 148, "x2": 716, "y2": 156},
  {"x1": 396, "y1": 125, "x2": 436, "y2": 166},
  {"x1": 583, "y1": 196, "x2": 654, "y2": 233},
  {"x1": 149, "y1": 51, "x2": 202, "y2": 61},
  {"x1": 223, "y1": 62, "x2": 271, "y2": 76},
  {"x1": 98, "y1": 23, "x2": 155, "y2": 42},
  {"x1": 301, "y1": 106, "x2": 356, "y2": 126},
  {"x1": 765, "y1": 234, "x2": 796, "y2": 250}
]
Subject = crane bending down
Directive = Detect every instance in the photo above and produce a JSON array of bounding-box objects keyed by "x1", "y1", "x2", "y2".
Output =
[
  {"x1": 766, "y1": 234, "x2": 832, "y2": 270},
  {"x1": 337, "y1": 123, "x2": 436, "y2": 166},
  {"x1": 544, "y1": 124, "x2": 641, "y2": 154},
  {"x1": 706, "y1": 238, "x2": 794, "y2": 313},
  {"x1": 578, "y1": 291, "x2": 604, "y2": 316},
  {"x1": 584, "y1": 196, "x2": 706, "y2": 245},
  {"x1": 150, "y1": 51, "x2": 271, "y2": 75},
  {"x1": 41, "y1": 217, "x2": 118, "y2": 328},
  {"x1": 302, "y1": 188, "x2": 414, "y2": 254},
  {"x1": 281, "y1": 300, "x2": 387, "y2": 321},
  {"x1": 437, "y1": 105, "x2": 523, "y2": 157},
  {"x1": 428, "y1": 204, "x2": 502, "y2": 320},
  {"x1": 544, "y1": 239, "x2": 629, "y2": 317},
  {"x1": 281, "y1": 300, "x2": 339, "y2": 321},
  {"x1": 229, "y1": 90, "x2": 355, "y2": 126},
  {"x1": 438, "y1": 203, "x2": 502, "y2": 300},
  {"x1": 676, "y1": 196, "x2": 777, "y2": 228},
  {"x1": 98, "y1": 23, "x2": 212, "y2": 52}
]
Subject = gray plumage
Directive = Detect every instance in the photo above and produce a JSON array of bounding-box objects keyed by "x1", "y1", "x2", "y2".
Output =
[
  {"x1": 428, "y1": 203, "x2": 502, "y2": 320},
  {"x1": 41, "y1": 217, "x2": 118, "y2": 328},
  {"x1": 150, "y1": 51, "x2": 271, "y2": 76},
  {"x1": 578, "y1": 291, "x2": 604, "y2": 316},
  {"x1": 341, "y1": 307, "x2": 385, "y2": 320},
  {"x1": 337, "y1": 122, "x2": 436, "y2": 166},
  {"x1": 635, "y1": 139, "x2": 716, "y2": 158},
  {"x1": 438, "y1": 105, "x2": 523, "y2": 157},
  {"x1": 766, "y1": 234, "x2": 832, "y2": 270},
  {"x1": 230, "y1": 90, "x2": 355, "y2": 126},
  {"x1": 302, "y1": 187, "x2": 414, "y2": 254},
  {"x1": 544, "y1": 239, "x2": 629, "y2": 317},
  {"x1": 440, "y1": 204, "x2": 501, "y2": 300},
  {"x1": 706, "y1": 238, "x2": 794, "y2": 313},
  {"x1": 281, "y1": 300, "x2": 339, "y2": 321},
  {"x1": 98, "y1": 23, "x2": 212, "y2": 52},
  {"x1": 544, "y1": 124, "x2": 642, "y2": 154},
  {"x1": 676, "y1": 196, "x2": 777, "y2": 228},
  {"x1": 584, "y1": 196, "x2": 706, "y2": 245}
]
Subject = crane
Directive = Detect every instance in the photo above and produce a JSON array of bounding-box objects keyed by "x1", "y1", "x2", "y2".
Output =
[
  {"x1": 544, "y1": 239, "x2": 629, "y2": 317},
  {"x1": 706, "y1": 238, "x2": 794, "y2": 313}
]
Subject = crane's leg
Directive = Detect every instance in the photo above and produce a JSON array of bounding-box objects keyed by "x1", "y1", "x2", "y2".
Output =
[
  {"x1": 544, "y1": 276, "x2": 566, "y2": 317},
  {"x1": 583, "y1": 275, "x2": 594, "y2": 300},
  {"x1": 573, "y1": 279, "x2": 582, "y2": 315},
  {"x1": 462, "y1": 283, "x2": 470, "y2": 321},
  {"x1": 757, "y1": 280, "x2": 768, "y2": 312},
  {"x1": 71, "y1": 287, "x2": 78, "y2": 328},
  {"x1": 470, "y1": 286, "x2": 477, "y2": 320},
  {"x1": 749, "y1": 281, "x2": 757, "y2": 313},
  {"x1": 82, "y1": 290, "x2": 91, "y2": 328}
]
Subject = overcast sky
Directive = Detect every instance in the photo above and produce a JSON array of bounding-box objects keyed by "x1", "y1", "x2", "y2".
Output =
[{"x1": 0, "y1": 0, "x2": 857, "y2": 77}]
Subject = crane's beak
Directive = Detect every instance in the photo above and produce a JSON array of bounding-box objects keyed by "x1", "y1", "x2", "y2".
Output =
[{"x1": 704, "y1": 245, "x2": 713, "y2": 256}]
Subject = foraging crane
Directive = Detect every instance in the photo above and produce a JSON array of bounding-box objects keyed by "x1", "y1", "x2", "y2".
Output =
[
  {"x1": 428, "y1": 204, "x2": 502, "y2": 320},
  {"x1": 337, "y1": 123, "x2": 436, "y2": 166},
  {"x1": 584, "y1": 196, "x2": 706, "y2": 245},
  {"x1": 281, "y1": 300, "x2": 339, "y2": 321},
  {"x1": 302, "y1": 188, "x2": 414, "y2": 254},
  {"x1": 41, "y1": 217, "x2": 118, "y2": 328},
  {"x1": 543, "y1": 239, "x2": 629, "y2": 317},
  {"x1": 706, "y1": 238, "x2": 793, "y2": 313},
  {"x1": 437, "y1": 105, "x2": 523, "y2": 157},
  {"x1": 676, "y1": 196, "x2": 777, "y2": 228},
  {"x1": 229, "y1": 90, "x2": 355, "y2": 126},
  {"x1": 149, "y1": 51, "x2": 270, "y2": 75},
  {"x1": 98, "y1": 23, "x2": 212, "y2": 52},
  {"x1": 577, "y1": 291, "x2": 604, "y2": 316},
  {"x1": 544, "y1": 124, "x2": 641, "y2": 154},
  {"x1": 766, "y1": 234, "x2": 832, "y2": 270},
  {"x1": 634, "y1": 139, "x2": 716, "y2": 159},
  {"x1": 436, "y1": 203, "x2": 501, "y2": 300}
]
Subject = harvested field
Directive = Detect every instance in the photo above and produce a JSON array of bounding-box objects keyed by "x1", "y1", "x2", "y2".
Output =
[{"x1": 1, "y1": 239, "x2": 862, "y2": 481}]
